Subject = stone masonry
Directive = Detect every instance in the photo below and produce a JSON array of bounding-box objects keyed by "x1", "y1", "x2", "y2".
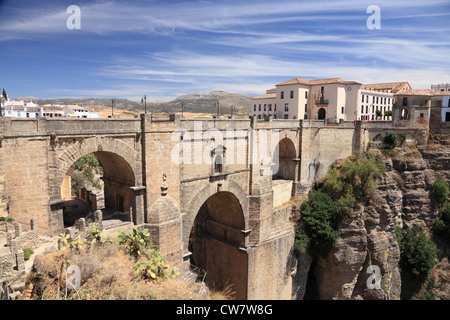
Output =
[{"x1": 0, "y1": 115, "x2": 428, "y2": 299}]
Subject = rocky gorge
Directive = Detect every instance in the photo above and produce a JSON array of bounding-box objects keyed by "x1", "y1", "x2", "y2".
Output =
[{"x1": 292, "y1": 134, "x2": 450, "y2": 300}]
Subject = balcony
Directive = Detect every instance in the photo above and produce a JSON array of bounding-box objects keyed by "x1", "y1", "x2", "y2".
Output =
[{"x1": 314, "y1": 99, "x2": 329, "y2": 105}]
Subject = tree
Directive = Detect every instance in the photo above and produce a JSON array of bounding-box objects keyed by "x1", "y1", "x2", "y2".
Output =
[
  {"x1": 321, "y1": 153, "x2": 385, "y2": 216},
  {"x1": 433, "y1": 203, "x2": 450, "y2": 242},
  {"x1": 430, "y1": 178, "x2": 449, "y2": 206},
  {"x1": 383, "y1": 131, "x2": 398, "y2": 148},
  {"x1": 2, "y1": 88, "x2": 7, "y2": 101},
  {"x1": 300, "y1": 190, "x2": 340, "y2": 258},
  {"x1": 397, "y1": 225, "x2": 437, "y2": 280}
]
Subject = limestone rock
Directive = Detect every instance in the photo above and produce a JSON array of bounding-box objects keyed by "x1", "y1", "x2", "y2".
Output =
[{"x1": 315, "y1": 215, "x2": 367, "y2": 300}]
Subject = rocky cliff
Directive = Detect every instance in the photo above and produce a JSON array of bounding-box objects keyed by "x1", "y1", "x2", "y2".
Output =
[{"x1": 294, "y1": 134, "x2": 450, "y2": 300}]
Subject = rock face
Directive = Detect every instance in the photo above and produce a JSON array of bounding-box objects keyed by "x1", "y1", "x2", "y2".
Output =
[{"x1": 307, "y1": 137, "x2": 450, "y2": 300}]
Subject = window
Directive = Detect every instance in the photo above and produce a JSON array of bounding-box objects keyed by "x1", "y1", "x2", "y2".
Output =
[
  {"x1": 361, "y1": 105, "x2": 364, "y2": 114},
  {"x1": 254, "y1": 104, "x2": 256, "y2": 111},
  {"x1": 214, "y1": 154, "x2": 223, "y2": 173},
  {"x1": 305, "y1": 91, "x2": 308, "y2": 99},
  {"x1": 284, "y1": 103, "x2": 289, "y2": 111},
  {"x1": 274, "y1": 104, "x2": 277, "y2": 111},
  {"x1": 264, "y1": 104, "x2": 266, "y2": 111},
  {"x1": 259, "y1": 104, "x2": 261, "y2": 111},
  {"x1": 446, "y1": 112, "x2": 450, "y2": 122},
  {"x1": 284, "y1": 114, "x2": 289, "y2": 119},
  {"x1": 321, "y1": 86, "x2": 324, "y2": 93},
  {"x1": 305, "y1": 104, "x2": 307, "y2": 113},
  {"x1": 402, "y1": 97, "x2": 408, "y2": 106},
  {"x1": 362, "y1": 95, "x2": 365, "y2": 103},
  {"x1": 366, "y1": 95, "x2": 368, "y2": 103},
  {"x1": 341, "y1": 107, "x2": 344, "y2": 114},
  {"x1": 269, "y1": 104, "x2": 272, "y2": 111},
  {"x1": 290, "y1": 91, "x2": 294, "y2": 99},
  {"x1": 281, "y1": 91, "x2": 284, "y2": 99}
]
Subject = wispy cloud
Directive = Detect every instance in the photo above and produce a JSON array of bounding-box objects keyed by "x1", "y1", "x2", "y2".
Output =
[{"x1": 0, "y1": 0, "x2": 449, "y2": 99}]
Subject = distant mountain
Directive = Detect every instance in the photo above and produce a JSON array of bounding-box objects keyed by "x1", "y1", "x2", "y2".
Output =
[
  {"x1": 35, "y1": 91, "x2": 254, "y2": 116},
  {"x1": 148, "y1": 90, "x2": 254, "y2": 115}
]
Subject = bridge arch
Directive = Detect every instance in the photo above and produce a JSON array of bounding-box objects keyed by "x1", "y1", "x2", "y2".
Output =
[
  {"x1": 184, "y1": 182, "x2": 248, "y2": 299},
  {"x1": 272, "y1": 137, "x2": 297, "y2": 181},
  {"x1": 53, "y1": 137, "x2": 141, "y2": 228}
]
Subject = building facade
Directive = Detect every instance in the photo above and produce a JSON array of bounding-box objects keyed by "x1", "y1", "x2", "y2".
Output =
[
  {"x1": 1, "y1": 99, "x2": 101, "y2": 118},
  {"x1": 252, "y1": 78, "x2": 412, "y2": 122}
]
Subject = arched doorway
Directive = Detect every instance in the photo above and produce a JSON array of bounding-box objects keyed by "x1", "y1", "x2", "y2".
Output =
[
  {"x1": 61, "y1": 151, "x2": 136, "y2": 228},
  {"x1": 272, "y1": 138, "x2": 297, "y2": 181},
  {"x1": 189, "y1": 191, "x2": 248, "y2": 299},
  {"x1": 318, "y1": 108, "x2": 326, "y2": 120}
]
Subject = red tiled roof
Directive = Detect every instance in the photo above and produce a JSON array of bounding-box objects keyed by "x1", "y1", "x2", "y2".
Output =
[
  {"x1": 362, "y1": 82, "x2": 411, "y2": 93},
  {"x1": 276, "y1": 77, "x2": 361, "y2": 86}
]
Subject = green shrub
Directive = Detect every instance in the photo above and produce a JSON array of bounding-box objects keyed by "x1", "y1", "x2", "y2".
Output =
[
  {"x1": 383, "y1": 131, "x2": 398, "y2": 148},
  {"x1": 321, "y1": 153, "x2": 384, "y2": 215},
  {"x1": 293, "y1": 229, "x2": 310, "y2": 258},
  {"x1": 0, "y1": 217, "x2": 5, "y2": 222},
  {"x1": 433, "y1": 203, "x2": 450, "y2": 241},
  {"x1": 384, "y1": 110, "x2": 393, "y2": 117},
  {"x1": 23, "y1": 248, "x2": 34, "y2": 260},
  {"x1": 118, "y1": 227, "x2": 153, "y2": 259},
  {"x1": 300, "y1": 190, "x2": 340, "y2": 258},
  {"x1": 133, "y1": 247, "x2": 180, "y2": 283},
  {"x1": 397, "y1": 225, "x2": 437, "y2": 280},
  {"x1": 430, "y1": 178, "x2": 449, "y2": 206}
]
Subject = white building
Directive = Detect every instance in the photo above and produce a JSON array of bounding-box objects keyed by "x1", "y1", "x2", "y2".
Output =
[
  {"x1": 431, "y1": 83, "x2": 450, "y2": 92},
  {"x1": 430, "y1": 91, "x2": 450, "y2": 122},
  {"x1": 251, "y1": 88, "x2": 277, "y2": 119},
  {"x1": 359, "y1": 82, "x2": 411, "y2": 121},
  {"x1": 252, "y1": 77, "x2": 361, "y2": 121},
  {"x1": 3, "y1": 99, "x2": 40, "y2": 118},
  {"x1": 252, "y1": 78, "x2": 412, "y2": 122},
  {"x1": 1, "y1": 99, "x2": 102, "y2": 119},
  {"x1": 63, "y1": 105, "x2": 100, "y2": 118}
]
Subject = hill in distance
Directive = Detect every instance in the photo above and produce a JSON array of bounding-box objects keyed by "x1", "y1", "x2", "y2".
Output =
[{"x1": 35, "y1": 91, "x2": 254, "y2": 117}]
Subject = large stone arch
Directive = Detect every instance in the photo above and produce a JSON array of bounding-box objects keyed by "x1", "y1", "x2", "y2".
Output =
[
  {"x1": 272, "y1": 137, "x2": 297, "y2": 181},
  {"x1": 183, "y1": 179, "x2": 248, "y2": 250},
  {"x1": 49, "y1": 136, "x2": 143, "y2": 232},
  {"x1": 186, "y1": 185, "x2": 248, "y2": 299},
  {"x1": 54, "y1": 137, "x2": 137, "y2": 193}
]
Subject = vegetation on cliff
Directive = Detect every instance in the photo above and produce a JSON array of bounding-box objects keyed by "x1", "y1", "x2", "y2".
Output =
[
  {"x1": 294, "y1": 152, "x2": 385, "y2": 259},
  {"x1": 69, "y1": 153, "x2": 104, "y2": 195}
]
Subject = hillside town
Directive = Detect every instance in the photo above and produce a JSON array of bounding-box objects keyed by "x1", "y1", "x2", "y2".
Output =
[{"x1": 0, "y1": 98, "x2": 101, "y2": 119}]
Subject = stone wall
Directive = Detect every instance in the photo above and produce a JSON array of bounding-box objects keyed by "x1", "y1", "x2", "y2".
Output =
[{"x1": 299, "y1": 121, "x2": 357, "y2": 190}]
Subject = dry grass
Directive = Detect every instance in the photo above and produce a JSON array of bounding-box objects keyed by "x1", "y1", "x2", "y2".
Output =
[{"x1": 25, "y1": 242, "x2": 230, "y2": 300}]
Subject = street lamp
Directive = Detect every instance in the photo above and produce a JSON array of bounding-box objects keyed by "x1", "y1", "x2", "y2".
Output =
[
  {"x1": 111, "y1": 98, "x2": 114, "y2": 117},
  {"x1": 141, "y1": 95, "x2": 147, "y2": 114}
]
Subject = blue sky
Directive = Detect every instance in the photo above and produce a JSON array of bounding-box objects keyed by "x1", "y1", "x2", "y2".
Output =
[{"x1": 0, "y1": 0, "x2": 449, "y2": 101}]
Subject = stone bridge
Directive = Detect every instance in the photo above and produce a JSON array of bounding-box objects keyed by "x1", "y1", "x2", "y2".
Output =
[{"x1": 0, "y1": 115, "x2": 428, "y2": 299}]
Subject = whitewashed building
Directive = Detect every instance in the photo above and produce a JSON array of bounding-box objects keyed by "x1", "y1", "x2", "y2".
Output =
[{"x1": 252, "y1": 78, "x2": 413, "y2": 122}]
